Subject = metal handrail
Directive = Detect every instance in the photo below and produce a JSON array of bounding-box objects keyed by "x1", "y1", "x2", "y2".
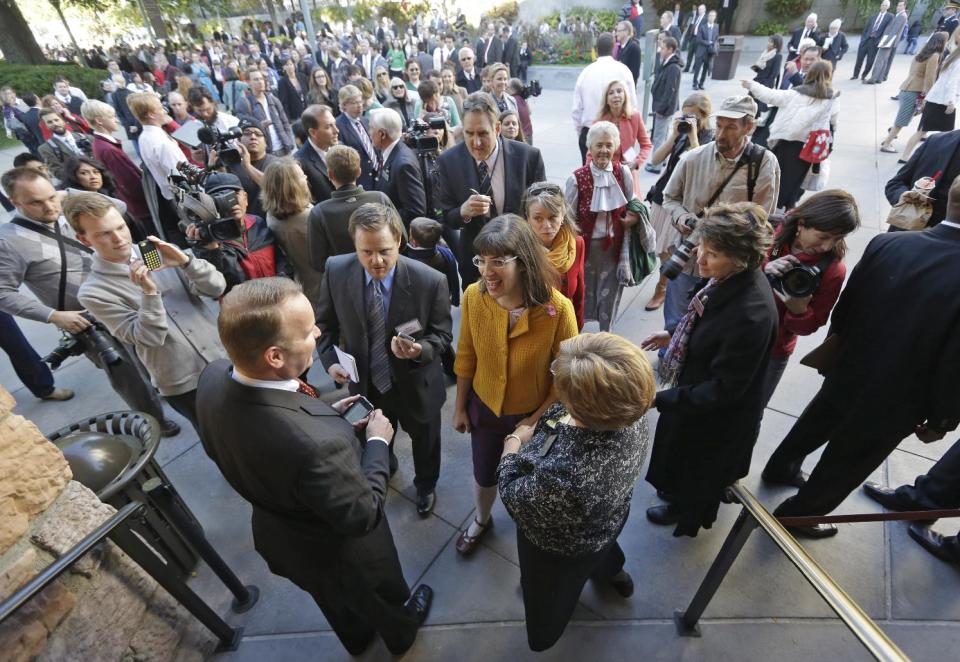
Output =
[{"x1": 675, "y1": 483, "x2": 909, "y2": 662}]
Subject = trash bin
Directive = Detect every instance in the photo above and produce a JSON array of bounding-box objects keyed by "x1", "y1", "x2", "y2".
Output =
[
  {"x1": 48, "y1": 411, "x2": 201, "y2": 578},
  {"x1": 712, "y1": 35, "x2": 744, "y2": 80}
]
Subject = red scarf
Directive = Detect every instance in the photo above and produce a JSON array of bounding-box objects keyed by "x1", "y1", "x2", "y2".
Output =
[{"x1": 573, "y1": 164, "x2": 626, "y2": 260}]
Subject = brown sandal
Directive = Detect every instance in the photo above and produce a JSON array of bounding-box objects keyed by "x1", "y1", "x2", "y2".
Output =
[{"x1": 455, "y1": 517, "x2": 493, "y2": 556}]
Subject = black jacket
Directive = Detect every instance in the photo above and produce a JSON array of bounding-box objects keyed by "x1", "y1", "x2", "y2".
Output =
[
  {"x1": 862, "y1": 11, "x2": 894, "y2": 38},
  {"x1": 821, "y1": 223, "x2": 960, "y2": 433},
  {"x1": 307, "y1": 185, "x2": 395, "y2": 272},
  {"x1": 456, "y1": 68, "x2": 482, "y2": 94},
  {"x1": 434, "y1": 138, "x2": 546, "y2": 286},
  {"x1": 822, "y1": 32, "x2": 849, "y2": 63},
  {"x1": 651, "y1": 53, "x2": 683, "y2": 116},
  {"x1": 316, "y1": 254, "x2": 453, "y2": 423},
  {"x1": 695, "y1": 23, "x2": 720, "y2": 56},
  {"x1": 276, "y1": 73, "x2": 309, "y2": 121},
  {"x1": 476, "y1": 35, "x2": 503, "y2": 68},
  {"x1": 752, "y1": 53, "x2": 782, "y2": 88},
  {"x1": 195, "y1": 360, "x2": 395, "y2": 614},
  {"x1": 501, "y1": 36, "x2": 520, "y2": 73},
  {"x1": 788, "y1": 26, "x2": 822, "y2": 59},
  {"x1": 295, "y1": 140, "x2": 334, "y2": 205},
  {"x1": 647, "y1": 269, "x2": 777, "y2": 537},
  {"x1": 885, "y1": 130, "x2": 960, "y2": 227},
  {"x1": 618, "y1": 38, "x2": 642, "y2": 83},
  {"x1": 375, "y1": 141, "x2": 426, "y2": 227},
  {"x1": 335, "y1": 112, "x2": 377, "y2": 190}
]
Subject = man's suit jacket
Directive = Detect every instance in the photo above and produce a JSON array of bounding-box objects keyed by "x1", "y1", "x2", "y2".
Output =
[
  {"x1": 787, "y1": 26, "x2": 822, "y2": 58},
  {"x1": 38, "y1": 135, "x2": 84, "y2": 180},
  {"x1": 879, "y1": 12, "x2": 909, "y2": 49},
  {"x1": 307, "y1": 185, "x2": 395, "y2": 272},
  {"x1": 316, "y1": 255, "x2": 453, "y2": 423},
  {"x1": 456, "y1": 68, "x2": 482, "y2": 94},
  {"x1": 22, "y1": 107, "x2": 43, "y2": 145},
  {"x1": 434, "y1": 138, "x2": 546, "y2": 285},
  {"x1": 295, "y1": 140, "x2": 334, "y2": 204},
  {"x1": 861, "y1": 11, "x2": 894, "y2": 39},
  {"x1": 695, "y1": 23, "x2": 720, "y2": 57},
  {"x1": 683, "y1": 13, "x2": 706, "y2": 48},
  {"x1": 821, "y1": 223, "x2": 960, "y2": 433},
  {"x1": 476, "y1": 36, "x2": 503, "y2": 68},
  {"x1": 334, "y1": 112, "x2": 377, "y2": 190},
  {"x1": 195, "y1": 360, "x2": 394, "y2": 602},
  {"x1": 618, "y1": 38, "x2": 642, "y2": 83},
  {"x1": 375, "y1": 142, "x2": 426, "y2": 227},
  {"x1": 501, "y1": 36, "x2": 520, "y2": 75},
  {"x1": 885, "y1": 130, "x2": 960, "y2": 227}
]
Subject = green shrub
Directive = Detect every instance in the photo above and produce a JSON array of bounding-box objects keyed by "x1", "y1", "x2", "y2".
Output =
[
  {"x1": 764, "y1": 0, "x2": 812, "y2": 22},
  {"x1": 752, "y1": 19, "x2": 790, "y2": 36},
  {"x1": 486, "y1": 0, "x2": 519, "y2": 24},
  {"x1": 0, "y1": 63, "x2": 105, "y2": 101}
]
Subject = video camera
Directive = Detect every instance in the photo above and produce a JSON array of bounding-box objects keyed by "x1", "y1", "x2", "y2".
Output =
[
  {"x1": 516, "y1": 80, "x2": 542, "y2": 99},
  {"x1": 403, "y1": 115, "x2": 446, "y2": 153},
  {"x1": 168, "y1": 162, "x2": 243, "y2": 245},
  {"x1": 44, "y1": 312, "x2": 121, "y2": 370},
  {"x1": 197, "y1": 125, "x2": 243, "y2": 165}
]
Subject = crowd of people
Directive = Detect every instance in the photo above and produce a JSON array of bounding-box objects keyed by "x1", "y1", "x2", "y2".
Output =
[{"x1": 0, "y1": 5, "x2": 959, "y2": 656}]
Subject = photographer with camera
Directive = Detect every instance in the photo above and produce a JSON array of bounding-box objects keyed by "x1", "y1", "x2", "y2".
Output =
[
  {"x1": 214, "y1": 119, "x2": 277, "y2": 220},
  {"x1": 187, "y1": 172, "x2": 286, "y2": 292},
  {"x1": 370, "y1": 108, "x2": 426, "y2": 228},
  {"x1": 0, "y1": 167, "x2": 180, "y2": 436},
  {"x1": 658, "y1": 95, "x2": 780, "y2": 334},
  {"x1": 66, "y1": 192, "x2": 226, "y2": 433},
  {"x1": 187, "y1": 86, "x2": 239, "y2": 134}
]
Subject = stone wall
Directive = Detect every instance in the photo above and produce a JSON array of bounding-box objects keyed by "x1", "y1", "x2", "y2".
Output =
[{"x1": 0, "y1": 388, "x2": 215, "y2": 662}]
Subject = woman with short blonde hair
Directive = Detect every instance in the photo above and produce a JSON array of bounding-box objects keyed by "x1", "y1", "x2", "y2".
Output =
[
  {"x1": 260, "y1": 158, "x2": 322, "y2": 304},
  {"x1": 498, "y1": 332, "x2": 655, "y2": 651}
]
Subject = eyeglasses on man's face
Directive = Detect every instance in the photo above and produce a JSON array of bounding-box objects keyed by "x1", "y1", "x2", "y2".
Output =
[{"x1": 472, "y1": 255, "x2": 518, "y2": 269}]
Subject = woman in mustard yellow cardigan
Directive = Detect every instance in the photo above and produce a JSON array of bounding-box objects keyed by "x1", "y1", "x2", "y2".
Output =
[{"x1": 453, "y1": 214, "x2": 579, "y2": 556}]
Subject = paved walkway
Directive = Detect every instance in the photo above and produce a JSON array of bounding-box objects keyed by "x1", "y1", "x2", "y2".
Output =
[{"x1": 3, "y1": 46, "x2": 958, "y2": 661}]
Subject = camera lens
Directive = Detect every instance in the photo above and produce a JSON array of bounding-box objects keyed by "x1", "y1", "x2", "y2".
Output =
[{"x1": 781, "y1": 266, "x2": 821, "y2": 298}]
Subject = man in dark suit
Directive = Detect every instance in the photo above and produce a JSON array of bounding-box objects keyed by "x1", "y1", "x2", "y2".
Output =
[
  {"x1": 659, "y1": 11, "x2": 683, "y2": 47},
  {"x1": 197, "y1": 277, "x2": 432, "y2": 655},
  {"x1": 718, "y1": 0, "x2": 739, "y2": 34},
  {"x1": 500, "y1": 26, "x2": 520, "y2": 77},
  {"x1": 369, "y1": 108, "x2": 426, "y2": 227},
  {"x1": 885, "y1": 130, "x2": 960, "y2": 228},
  {"x1": 317, "y1": 204, "x2": 452, "y2": 516},
  {"x1": 692, "y1": 10, "x2": 719, "y2": 90},
  {"x1": 683, "y1": 4, "x2": 707, "y2": 73},
  {"x1": 308, "y1": 145, "x2": 395, "y2": 273},
  {"x1": 938, "y1": 3, "x2": 960, "y2": 35},
  {"x1": 476, "y1": 23, "x2": 503, "y2": 68},
  {"x1": 762, "y1": 177, "x2": 960, "y2": 538},
  {"x1": 296, "y1": 105, "x2": 338, "y2": 204},
  {"x1": 615, "y1": 20, "x2": 642, "y2": 84},
  {"x1": 434, "y1": 92, "x2": 546, "y2": 286},
  {"x1": 456, "y1": 48, "x2": 482, "y2": 93},
  {"x1": 852, "y1": 0, "x2": 892, "y2": 80},
  {"x1": 334, "y1": 86, "x2": 378, "y2": 190},
  {"x1": 37, "y1": 109, "x2": 89, "y2": 180},
  {"x1": 787, "y1": 13, "x2": 822, "y2": 61}
]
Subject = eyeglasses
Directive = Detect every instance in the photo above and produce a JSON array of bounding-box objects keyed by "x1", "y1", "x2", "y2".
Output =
[
  {"x1": 392, "y1": 84, "x2": 406, "y2": 89},
  {"x1": 528, "y1": 182, "x2": 561, "y2": 195},
  {"x1": 472, "y1": 255, "x2": 518, "y2": 269}
]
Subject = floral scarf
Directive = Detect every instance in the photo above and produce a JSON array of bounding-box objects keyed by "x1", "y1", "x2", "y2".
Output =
[{"x1": 659, "y1": 278, "x2": 718, "y2": 386}]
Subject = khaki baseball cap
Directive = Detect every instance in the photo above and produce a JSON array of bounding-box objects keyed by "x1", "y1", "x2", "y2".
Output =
[{"x1": 714, "y1": 94, "x2": 758, "y2": 119}]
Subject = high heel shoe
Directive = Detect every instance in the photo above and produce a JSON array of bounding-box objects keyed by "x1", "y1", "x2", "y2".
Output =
[{"x1": 645, "y1": 277, "x2": 668, "y2": 311}]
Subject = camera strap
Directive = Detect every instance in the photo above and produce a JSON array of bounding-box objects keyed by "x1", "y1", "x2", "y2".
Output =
[
  {"x1": 705, "y1": 143, "x2": 764, "y2": 208},
  {"x1": 10, "y1": 217, "x2": 92, "y2": 311}
]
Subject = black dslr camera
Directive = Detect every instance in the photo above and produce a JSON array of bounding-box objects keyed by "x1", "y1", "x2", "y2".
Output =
[
  {"x1": 44, "y1": 313, "x2": 121, "y2": 370},
  {"x1": 768, "y1": 262, "x2": 825, "y2": 298},
  {"x1": 517, "y1": 80, "x2": 542, "y2": 99},
  {"x1": 168, "y1": 162, "x2": 243, "y2": 244},
  {"x1": 197, "y1": 124, "x2": 243, "y2": 165},
  {"x1": 676, "y1": 113, "x2": 697, "y2": 134}
]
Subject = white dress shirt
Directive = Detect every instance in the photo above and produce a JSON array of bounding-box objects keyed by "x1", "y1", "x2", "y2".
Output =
[
  {"x1": 232, "y1": 368, "x2": 300, "y2": 391},
  {"x1": 139, "y1": 124, "x2": 187, "y2": 200},
  {"x1": 571, "y1": 56, "x2": 639, "y2": 132}
]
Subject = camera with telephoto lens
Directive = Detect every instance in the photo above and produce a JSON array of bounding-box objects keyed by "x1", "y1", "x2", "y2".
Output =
[
  {"x1": 677, "y1": 114, "x2": 697, "y2": 134},
  {"x1": 768, "y1": 263, "x2": 823, "y2": 298},
  {"x1": 661, "y1": 214, "x2": 699, "y2": 280},
  {"x1": 197, "y1": 124, "x2": 243, "y2": 165},
  {"x1": 168, "y1": 162, "x2": 243, "y2": 244},
  {"x1": 517, "y1": 80, "x2": 542, "y2": 99},
  {"x1": 43, "y1": 312, "x2": 121, "y2": 370},
  {"x1": 403, "y1": 115, "x2": 446, "y2": 153}
]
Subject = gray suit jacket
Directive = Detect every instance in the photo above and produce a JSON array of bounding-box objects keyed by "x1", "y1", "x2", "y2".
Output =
[
  {"x1": 38, "y1": 135, "x2": 85, "y2": 180},
  {"x1": 879, "y1": 12, "x2": 909, "y2": 49},
  {"x1": 316, "y1": 254, "x2": 452, "y2": 423}
]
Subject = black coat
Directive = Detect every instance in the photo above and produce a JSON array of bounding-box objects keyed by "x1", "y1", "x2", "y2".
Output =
[
  {"x1": 822, "y1": 32, "x2": 849, "y2": 64},
  {"x1": 501, "y1": 36, "x2": 520, "y2": 74},
  {"x1": 752, "y1": 53, "x2": 782, "y2": 88},
  {"x1": 276, "y1": 73, "x2": 309, "y2": 121},
  {"x1": 295, "y1": 140, "x2": 334, "y2": 204},
  {"x1": 476, "y1": 35, "x2": 503, "y2": 68},
  {"x1": 885, "y1": 130, "x2": 960, "y2": 227},
  {"x1": 787, "y1": 26, "x2": 822, "y2": 59},
  {"x1": 375, "y1": 141, "x2": 426, "y2": 227},
  {"x1": 862, "y1": 11, "x2": 894, "y2": 38},
  {"x1": 308, "y1": 185, "x2": 395, "y2": 272},
  {"x1": 456, "y1": 68, "x2": 482, "y2": 93},
  {"x1": 646, "y1": 269, "x2": 777, "y2": 536},
  {"x1": 195, "y1": 360, "x2": 397, "y2": 614},
  {"x1": 695, "y1": 23, "x2": 719, "y2": 57},
  {"x1": 434, "y1": 138, "x2": 546, "y2": 285},
  {"x1": 316, "y1": 255, "x2": 453, "y2": 423},
  {"x1": 335, "y1": 112, "x2": 377, "y2": 190},
  {"x1": 618, "y1": 38, "x2": 642, "y2": 83},
  {"x1": 821, "y1": 223, "x2": 960, "y2": 433},
  {"x1": 651, "y1": 53, "x2": 682, "y2": 116}
]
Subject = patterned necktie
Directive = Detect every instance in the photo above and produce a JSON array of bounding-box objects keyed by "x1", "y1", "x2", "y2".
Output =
[
  {"x1": 366, "y1": 279, "x2": 392, "y2": 393},
  {"x1": 355, "y1": 119, "x2": 377, "y2": 165},
  {"x1": 297, "y1": 379, "x2": 319, "y2": 398},
  {"x1": 477, "y1": 160, "x2": 498, "y2": 218}
]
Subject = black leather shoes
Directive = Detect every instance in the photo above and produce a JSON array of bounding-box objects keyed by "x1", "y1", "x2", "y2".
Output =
[
  {"x1": 610, "y1": 571, "x2": 634, "y2": 598},
  {"x1": 160, "y1": 419, "x2": 181, "y2": 437},
  {"x1": 787, "y1": 523, "x2": 838, "y2": 539},
  {"x1": 646, "y1": 505, "x2": 680, "y2": 526},
  {"x1": 416, "y1": 491, "x2": 436, "y2": 517},
  {"x1": 908, "y1": 524, "x2": 960, "y2": 566},
  {"x1": 862, "y1": 481, "x2": 926, "y2": 512},
  {"x1": 761, "y1": 467, "x2": 809, "y2": 488},
  {"x1": 405, "y1": 584, "x2": 433, "y2": 624}
]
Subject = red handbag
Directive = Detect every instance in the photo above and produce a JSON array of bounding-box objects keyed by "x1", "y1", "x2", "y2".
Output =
[{"x1": 799, "y1": 129, "x2": 833, "y2": 164}]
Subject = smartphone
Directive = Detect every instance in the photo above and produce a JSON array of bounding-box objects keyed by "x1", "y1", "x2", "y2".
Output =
[
  {"x1": 137, "y1": 240, "x2": 163, "y2": 270},
  {"x1": 397, "y1": 331, "x2": 416, "y2": 343},
  {"x1": 342, "y1": 396, "x2": 374, "y2": 425}
]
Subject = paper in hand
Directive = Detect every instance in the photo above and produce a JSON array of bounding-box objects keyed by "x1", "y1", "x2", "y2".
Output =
[{"x1": 334, "y1": 346, "x2": 360, "y2": 382}]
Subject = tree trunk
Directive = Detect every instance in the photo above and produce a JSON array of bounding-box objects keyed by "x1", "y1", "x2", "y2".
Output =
[
  {"x1": 0, "y1": 0, "x2": 48, "y2": 63},
  {"x1": 140, "y1": 0, "x2": 169, "y2": 41},
  {"x1": 263, "y1": 0, "x2": 279, "y2": 30},
  {"x1": 49, "y1": 0, "x2": 83, "y2": 62}
]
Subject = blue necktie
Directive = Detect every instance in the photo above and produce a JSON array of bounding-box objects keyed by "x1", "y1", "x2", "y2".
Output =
[{"x1": 366, "y1": 279, "x2": 392, "y2": 393}]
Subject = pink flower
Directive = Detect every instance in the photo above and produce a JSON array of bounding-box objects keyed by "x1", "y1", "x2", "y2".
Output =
[{"x1": 545, "y1": 304, "x2": 557, "y2": 317}]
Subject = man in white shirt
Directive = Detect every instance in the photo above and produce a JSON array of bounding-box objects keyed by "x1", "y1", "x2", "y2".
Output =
[
  {"x1": 433, "y1": 34, "x2": 456, "y2": 72},
  {"x1": 53, "y1": 76, "x2": 88, "y2": 115},
  {"x1": 125, "y1": 92, "x2": 186, "y2": 203},
  {"x1": 571, "y1": 33, "x2": 637, "y2": 164}
]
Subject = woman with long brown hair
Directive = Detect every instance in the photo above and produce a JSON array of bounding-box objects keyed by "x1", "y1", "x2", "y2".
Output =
[
  {"x1": 880, "y1": 32, "x2": 947, "y2": 153},
  {"x1": 307, "y1": 66, "x2": 338, "y2": 115}
]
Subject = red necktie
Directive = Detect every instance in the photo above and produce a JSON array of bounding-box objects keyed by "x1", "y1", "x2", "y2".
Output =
[{"x1": 297, "y1": 379, "x2": 319, "y2": 398}]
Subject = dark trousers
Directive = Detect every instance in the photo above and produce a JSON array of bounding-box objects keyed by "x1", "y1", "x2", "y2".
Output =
[
  {"x1": 765, "y1": 390, "x2": 915, "y2": 516},
  {"x1": 759, "y1": 355, "x2": 789, "y2": 410},
  {"x1": 684, "y1": 39, "x2": 697, "y2": 71},
  {"x1": 693, "y1": 50, "x2": 715, "y2": 87},
  {"x1": 718, "y1": 8, "x2": 734, "y2": 34},
  {"x1": 91, "y1": 338, "x2": 167, "y2": 423},
  {"x1": 773, "y1": 140, "x2": 811, "y2": 209},
  {"x1": 853, "y1": 36, "x2": 880, "y2": 79},
  {"x1": 165, "y1": 389, "x2": 200, "y2": 434},
  {"x1": 517, "y1": 522, "x2": 627, "y2": 652},
  {"x1": 578, "y1": 126, "x2": 589, "y2": 165},
  {"x1": 0, "y1": 311, "x2": 55, "y2": 398},
  {"x1": 898, "y1": 437, "x2": 960, "y2": 510},
  {"x1": 467, "y1": 390, "x2": 528, "y2": 487},
  {"x1": 371, "y1": 384, "x2": 442, "y2": 495}
]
